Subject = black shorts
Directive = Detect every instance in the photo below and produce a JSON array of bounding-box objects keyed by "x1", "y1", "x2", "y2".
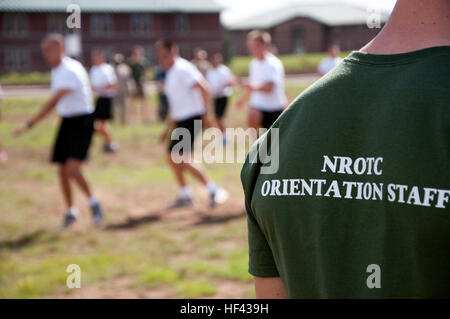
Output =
[
  {"x1": 94, "y1": 97, "x2": 114, "y2": 120},
  {"x1": 260, "y1": 109, "x2": 283, "y2": 129},
  {"x1": 51, "y1": 113, "x2": 95, "y2": 164},
  {"x1": 168, "y1": 114, "x2": 203, "y2": 154},
  {"x1": 214, "y1": 96, "x2": 228, "y2": 118}
]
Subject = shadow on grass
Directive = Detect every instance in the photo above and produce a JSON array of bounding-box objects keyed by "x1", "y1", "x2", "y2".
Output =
[
  {"x1": 0, "y1": 229, "x2": 48, "y2": 250},
  {"x1": 193, "y1": 210, "x2": 246, "y2": 226},
  {"x1": 104, "y1": 206, "x2": 246, "y2": 230},
  {"x1": 104, "y1": 214, "x2": 162, "y2": 231}
]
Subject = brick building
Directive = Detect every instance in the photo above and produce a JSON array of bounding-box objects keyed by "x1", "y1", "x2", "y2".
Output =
[
  {"x1": 225, "y1": 1, "x2": 391, "y2": 55},
  {"x1": 0, "y1": 0, "x2": 223, "y2": 73}
]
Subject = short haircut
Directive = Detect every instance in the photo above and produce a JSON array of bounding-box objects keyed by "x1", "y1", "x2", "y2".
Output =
[
  {"x1": 92, "y1": 48, "x2": 105, "y2": 56},
  {"x1": 155, "y1": 40, "x2": 179, "y2": 53},
  {"x1": 41, "y1": 33, "x2": 65, "y2": 46},
  {"x1": 247, "y1": 30, "x2": 271, "y2": 45}
]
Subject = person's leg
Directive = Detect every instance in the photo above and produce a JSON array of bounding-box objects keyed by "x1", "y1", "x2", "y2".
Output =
[
  {"x1": 65, "y1": 158, "x2": 103, "y2": 225},
  {"x1": 59, "y1": 163, "x2": 73, "y2": 208},
  {"x1": 167, "y1": 153, "x2": 187, "y2": 188},
  {"x1": 182, "y1": 162, "x2": 209, "y2": 186},
  {"x1": 140, "y1": 96, "x2": 151, "y2": 124},
  {"x1": 58, "y1": 162, "x2": 80, "y2": 228},
  {"x1": 65, "y1": 158, "x2": 92, "y2": 198},
  {"x1": 95, "y1": 121, "x2": 112, "y2": 144},
  {"x1": 247, "y1": 107, "x2": 262, "y2": 141},
  {"x1": 115, "y1": 95, "x2": 127, "y2": 125}
]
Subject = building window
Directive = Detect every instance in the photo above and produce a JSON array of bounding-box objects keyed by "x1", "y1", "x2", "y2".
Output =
[
  {"x1": 176, "y1": 14, "x2": 188, "y2": 33},
  {"x1": 48, "y1": 14, "x2": 68, "y2": 33},
  {"x1": 130, "y1": 14, "x2": 152, "y2": 35},
  {"x1": 3, "y1": 14, "x2": 27, "y2": 36},
  {"x1": 4, "y1": 47, "x2": 29, "y2": 71},
  {"x1": 90, "y1": 14, "x2": 112, "y2": 36}
]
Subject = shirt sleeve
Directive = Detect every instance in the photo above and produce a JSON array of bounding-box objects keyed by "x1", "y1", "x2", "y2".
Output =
[
  {"x1": 106, "y1": 65, "x2": 117, "y2": 85},
  {"x1": 223, "y1": 66, "x2": 233, "y2": 83},
  {"x1": 53, "y1": 69, "x2": 78, "y2": 92},
  {"x1": 317, "y1": 59, "x2": 327, "y2": 74},
  {"x1": 241, "y1": 157, "x2": 280, "y2": 278},
  {"x1": 181, "y1": 66, "x2": 202, "y2": 88}
]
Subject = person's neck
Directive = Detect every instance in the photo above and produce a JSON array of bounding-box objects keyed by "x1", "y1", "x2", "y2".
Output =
[
  {"x1": 256, "y1": 51, "x2": 268, "y2": 61},
  {"x1": 360, "y1": 0, "x2": 450, "y2": 55},
  {"x1": 53, "y1": 56, "x2": 64, "y2": 68}
]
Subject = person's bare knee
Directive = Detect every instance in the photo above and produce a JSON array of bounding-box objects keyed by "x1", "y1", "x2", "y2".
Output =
[
  {"x1": 248, "y1": 109, "x2": 261, "y2": 129},
  {"x1": 65, "y1": 159, "x2": 82, "y2": 178}
]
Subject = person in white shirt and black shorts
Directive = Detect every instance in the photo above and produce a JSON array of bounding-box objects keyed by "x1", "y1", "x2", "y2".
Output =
[
  {"x1": 206, "y1": 53, "x2": 235, "y2": 144},
  {"x1": 236, "y1": 30, "x2": 287, "y2": 139},
  {"x1": 90, "y1": 50, "x2": 118, "y2": 153},
  {"x1": 156, "y1": 40, "x2": 228, "y2": 209},
  {"x1": 14, "y1": 33, "x2": 104, "y2": 229}
]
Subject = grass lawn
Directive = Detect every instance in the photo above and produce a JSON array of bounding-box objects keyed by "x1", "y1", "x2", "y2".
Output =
[{"x1": 0, "y1": 83, "x2": 312, "y2": 298}]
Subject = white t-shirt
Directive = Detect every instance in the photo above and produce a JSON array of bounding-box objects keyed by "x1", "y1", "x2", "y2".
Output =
[
  {"x1": 165, "y1": 57, "x2": 206, "y2": 121},
  {"x1": 90, "y1": 63, "x2": 117, "y2": 97},
  {"x1": 318, "y1": 56, "x2": 343, "y2": 75},
  {"x1": 206, "y1": 64, "x2": 233, "y2": 98},
  {"x1": 249, "y1": 53, "x2": 287, "y2": 111},
  {"x1": 51, "y1": 56, "x2": 94, "y2": 117}
]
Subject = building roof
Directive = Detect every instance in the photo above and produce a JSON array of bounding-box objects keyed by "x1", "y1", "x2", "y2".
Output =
[
  {"x1": 0, "y1": 0, "x2": 223, "y2": 13},
  {"x1": 224, "y1": 0, "x2": 392, "y2": 30}
]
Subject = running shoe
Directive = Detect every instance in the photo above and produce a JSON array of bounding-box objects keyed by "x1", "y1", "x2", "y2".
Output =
[
  {"x1": 210, "y1": 187, "x2": 229, "y2": 208},
  {"x1": 90, "y1": 202, "x2": 104, "y2": 225},
  {"x1": 167, "y1": 197, "x2": 194, "y2": 209}
]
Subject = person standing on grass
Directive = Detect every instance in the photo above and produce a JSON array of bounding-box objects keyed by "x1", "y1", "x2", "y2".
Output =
[
  {"x1": 317, "y1": 44, "x2": 343, "y2": 76},
  {"x1": 90, "y1": 49, "x2": 119, "y2": 153},
  {"x1": 236, "y1": 30, "x2": 287, "y2": 139},
  {"x1": 241, "y1": 0, "x2": 450, "y2": 298},
  {"x1": 128, "y1": 46, "x2": 150, "y2": 124},
  {"x1": 156, "y1": 40, "x2": 228, "y2": 209},
  {"x1": 13, "y1": 33, "x2": 103, "y2": 229},
  {"x1": 113, "y1": 53, "x2": 132, "y2": 125},
  {"x1": 206, "y1": 52, "x2": 235, "y2": 144}
]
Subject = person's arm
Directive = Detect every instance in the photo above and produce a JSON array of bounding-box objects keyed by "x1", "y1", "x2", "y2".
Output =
[
  {"x1": 13, "y1": 89, "x2": 71, "y2": 136},
  {"x1": 247, "y1": 81, "x2": 275, "y2": 93},
  {"x1": 159, "y1": 117, "x2": 176, "y2": 144},
  {"x1": 236, "y1": 80, "x2": 275, "y2": 109},
  {"x1": 193, "y1": 80, "x2": 213, "y2": 129},
  {"x1": 193, "y1": 80, "x2": 211, "y2": 110},
  {"x1": 254, "y1": 276, "x2": 288, "y2": 299}
]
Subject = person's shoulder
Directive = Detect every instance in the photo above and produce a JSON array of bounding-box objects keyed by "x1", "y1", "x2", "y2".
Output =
[
  {"x1": 266, "y1": 53, "x2": 283, "y2": 68},
  {"x1": 58, "y1": 57, "x2": 83, "y2": 76},
  {"x1": 219, "y1": 64, "x2": 231, "y2": 72}
]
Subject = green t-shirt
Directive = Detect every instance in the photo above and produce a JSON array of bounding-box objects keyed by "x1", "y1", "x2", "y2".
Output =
[{"x1": 241, "y1": 46, "x2": 450, "y2": 298}]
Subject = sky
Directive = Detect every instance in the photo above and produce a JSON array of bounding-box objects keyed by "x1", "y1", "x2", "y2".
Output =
[{"x1": 218, "y1": 0, "x2": 397, "y2": 25}]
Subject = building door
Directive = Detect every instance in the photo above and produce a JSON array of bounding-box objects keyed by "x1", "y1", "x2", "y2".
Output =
[{"x1": 292, "y1": 26, "x2": 305, "y2": 54}]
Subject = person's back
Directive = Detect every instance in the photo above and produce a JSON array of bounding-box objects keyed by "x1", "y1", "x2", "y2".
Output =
[{"x1": 241, "y1": 0, "x2": 450, "y2": 298}]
